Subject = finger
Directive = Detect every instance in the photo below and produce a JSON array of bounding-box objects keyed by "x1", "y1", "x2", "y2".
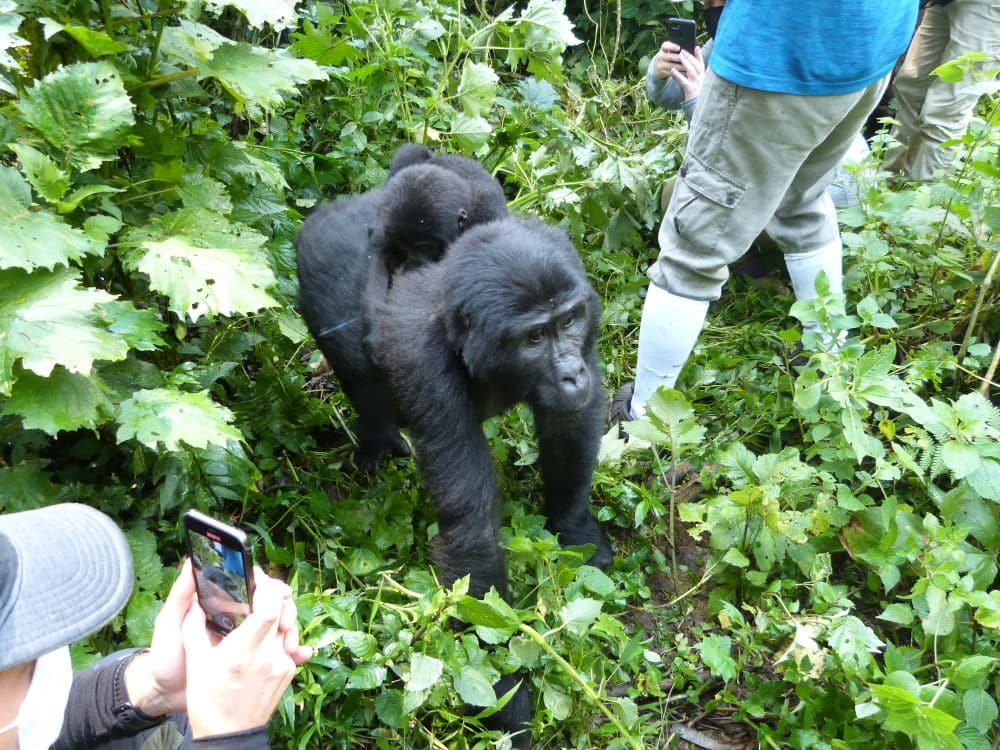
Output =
[
  {"x1": 278, "y1": 597, "x2": 298, "y2": 634},
  {"x1": 695, "y1": 46, "x2": 704, "y2": 64},
  {"x1": 230, "y1": 574, "x2": 285, "y2": 646},
  {"x1": 661, "y1": 40, "x2": 679, "y2": 53},
  {"x1": 282, "y1": 622, "x2": 301, "y2": 656},
  {"x1": 160, "y1": 559, "x2": 197, "y2": 622},
  {"x1": 181, "y1": 597, "x2": 213, "y2": 657},
  {"x1": 292, "y1": 644, "x2": 314, "y2": 666}
]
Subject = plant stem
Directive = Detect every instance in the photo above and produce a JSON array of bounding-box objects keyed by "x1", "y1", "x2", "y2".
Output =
[
  {"x1": 518, "y1": 622, "x2": 643, "y2": 750},
  {"x1": 955, "y1": 243, "x2": 999, "y2": 394}
]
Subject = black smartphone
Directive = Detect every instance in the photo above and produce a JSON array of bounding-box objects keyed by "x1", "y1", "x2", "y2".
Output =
[
  {"x1": 183, "y1": 510, "x2": 255, "y2": 637},
  {"x1": 666, "y1": 17, "x2": 697, "y2": 55}
]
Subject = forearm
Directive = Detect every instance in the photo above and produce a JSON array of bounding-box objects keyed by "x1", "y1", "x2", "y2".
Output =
[{"x1": 52, "y1": 657, "x2": 165, "y2": 749}]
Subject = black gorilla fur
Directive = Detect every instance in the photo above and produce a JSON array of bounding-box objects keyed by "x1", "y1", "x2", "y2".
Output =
[
  {"x1": 297, "y1": 153, "x2": 508, "y2": 470},
  {"x1": 297, "y1": 209, "x2": 612, "y2": 743}
]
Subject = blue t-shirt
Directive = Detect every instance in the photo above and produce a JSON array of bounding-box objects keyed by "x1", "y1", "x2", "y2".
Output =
[{"x1": 710, "y1": 0, "x2": 918, "y2": 95}]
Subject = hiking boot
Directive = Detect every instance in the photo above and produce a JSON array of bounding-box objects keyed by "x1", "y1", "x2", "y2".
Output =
[{"x1": 609, "y1": 381, "x2": 635, "y2": 437}]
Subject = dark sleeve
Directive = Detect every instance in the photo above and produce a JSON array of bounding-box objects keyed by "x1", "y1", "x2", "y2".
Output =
[
  {"x1": 193, "y1": 726, "x2": 270, "y2": 749},
  {"x1": 51, "y1": 659, "x2": 165, "y2": 749}
]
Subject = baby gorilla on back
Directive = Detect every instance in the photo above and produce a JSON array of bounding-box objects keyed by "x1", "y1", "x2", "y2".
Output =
[{"x1": 297, "y1": 149, "x2": 611, "y2": 745}]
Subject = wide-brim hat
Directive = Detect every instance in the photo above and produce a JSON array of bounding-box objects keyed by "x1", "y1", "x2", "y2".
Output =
[{"x1": 0, "y1": 503, "x2": 133, "y2": 670}]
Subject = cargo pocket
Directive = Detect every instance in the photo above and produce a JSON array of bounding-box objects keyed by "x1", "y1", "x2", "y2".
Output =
[{"x1": 670, "y1": 153, "x2": 746, "y2": 255}]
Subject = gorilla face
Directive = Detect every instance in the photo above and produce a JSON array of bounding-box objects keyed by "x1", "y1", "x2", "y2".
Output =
[{"x1": 507, "y1": 300, "x2": 594, "y2": 412}]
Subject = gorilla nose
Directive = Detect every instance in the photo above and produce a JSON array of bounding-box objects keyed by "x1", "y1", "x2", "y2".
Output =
[{"x1": 559, "y1": 367, "x2": 590, "y2": 401}]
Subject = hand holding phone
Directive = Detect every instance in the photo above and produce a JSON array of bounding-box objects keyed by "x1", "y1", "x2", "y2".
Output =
[{"x1": 183, "y1": 510, "x2": 255, "y2": 636}]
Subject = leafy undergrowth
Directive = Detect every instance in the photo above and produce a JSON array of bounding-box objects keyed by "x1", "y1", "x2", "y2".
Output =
[{"x1": 1, "y1": 1, "x2": 998, "y2": 749}]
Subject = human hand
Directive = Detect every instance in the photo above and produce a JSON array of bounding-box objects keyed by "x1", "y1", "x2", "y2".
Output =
[
  {"x1": 653, "y1": 40, "x2": 684, "y2": 79},
  {"x1": 124, "y1": 559, "x2": 196, "y2": 717},
  {"x1": 669, "y1": 46, "x2": 705, "y2": 101},
  {"x1": 181, "y1": 569, "x2": 312, "y2": 738}
]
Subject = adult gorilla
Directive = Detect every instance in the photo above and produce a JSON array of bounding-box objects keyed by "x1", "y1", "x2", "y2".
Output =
[
  {"x1": 297, "y1": 162, "x2": 479, "y2": 469},
  {"x1": 305, "y1": 213, "x2": 611, "y2": 743}
]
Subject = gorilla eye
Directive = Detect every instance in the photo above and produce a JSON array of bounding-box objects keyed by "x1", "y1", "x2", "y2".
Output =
[
  {"x1": 528, "y1": 328, "x2": 545, "y2": 344},
  {"x1": 561, "y1": 313, "x2": 575, "y2": 328}
]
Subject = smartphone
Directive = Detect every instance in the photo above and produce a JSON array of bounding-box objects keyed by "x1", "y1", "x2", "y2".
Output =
[
  {"x1": 666, "y1": 17, "x2": 697, "y2": 55},
  {"x1": 183, "y1": 510, "x2": 255, "y2": 636}
]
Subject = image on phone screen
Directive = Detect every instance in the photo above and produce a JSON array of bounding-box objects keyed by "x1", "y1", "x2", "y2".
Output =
[{"x1": 189, "y1": 530, "x2": 250, "y2": 633}]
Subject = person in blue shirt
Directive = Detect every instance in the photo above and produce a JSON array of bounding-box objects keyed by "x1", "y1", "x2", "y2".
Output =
[{"x1": 612, "y1": 0, "x2": 919, "y2": 423}]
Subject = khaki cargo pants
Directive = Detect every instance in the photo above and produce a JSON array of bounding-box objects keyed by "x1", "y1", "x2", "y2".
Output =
[
  {"x1": 884, "y1": 0, "x2": 1000, "y2": 181},
  {"x1": 649, "y1": 68, "x2": 890, "y2": 301}
]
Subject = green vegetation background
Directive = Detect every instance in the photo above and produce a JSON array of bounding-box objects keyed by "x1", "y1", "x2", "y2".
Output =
[{"x1": 0, "y1": 1, "x2": 998, "y2": 748}]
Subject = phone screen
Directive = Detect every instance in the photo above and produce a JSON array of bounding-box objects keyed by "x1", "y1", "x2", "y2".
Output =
[{"x1": 185, "y1": 512, "x2": 253, "y2": 635}]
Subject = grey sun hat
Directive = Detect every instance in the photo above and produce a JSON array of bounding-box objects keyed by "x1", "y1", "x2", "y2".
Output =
[{"x1": 0, "y1": 503, "x2": 133, "y2": 671}]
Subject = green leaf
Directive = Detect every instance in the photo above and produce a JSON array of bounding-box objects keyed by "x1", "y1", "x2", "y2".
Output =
[
  {"x1": 454, "y1": 665, "x2": 496, "y2": 707},
  {"x1": 0, "y1": 170, "x2": 103, "y2": 271},
  {"x1": 347, "y1": 663, "x2": 386, "y2": 690},
  {"x1": 375, "y1": 690, "x2": 404, "y2": 729},
  {"x1": 116, "y1": 388, "x2": 242, "y2": 451},
  {"x1": 941, "y1": 441, "x2": 981, "y2": 480},
  {"x1": 17, "y1": 61, "x2": 135, "y2": 171},
  {"x1": 518, "y1": 77, "x2": 559, "y2": 110},
  {"x1": 455, "y1": 592, "x2": 519, "y2": 630},
  {"x1": 43, "y1": 19, "x2": 133, "y2": 57},
  {"x1": 204, "y1": 0, "x2": 299, "y2": 30},
  {"x1": 966, "y1": 459, "x2": 1000, "y2": 501},
  {"x1": 543, "y1": 684, "x2": 572, "y2": 720},
  {"x1": 560, "y1": 597, "x2": 602, "y2": 634},
  {"x1": 962, "y1": 688, "x2": 998, "y2": 732},
  {"x1": 124, "y1": 208, "x2": 277, "y2": 322},
  {"x1": 8, "y1": 143, "x2": 69, "y2": 202},
  {"x1": 947, "y1": 655, "x2": 996, "y2": 690},
  {"x1": 100, "y1": 300, "x2": 166, "y2": 352},
  {"x1": 55, "y1": 183, "x2": 121, "y2": 214},
  {"x1": 0, "y1": 6, "x2": 28, "y2": 70},
  {"x1": 827, "y1": 615, "x2": 883, "y2": 674},
  {"x1": 125, "y1": 591, "x2": 160, "y2": 647},
  {"x1": 877, "y1": 603, "x2": 914, "y2": 626},
  {"x1": 722, "y1": 547, "x2": 750, "y2": 568},
  {"x1": 198, "y1": 43, "x2": 326, "y2": 119},
  {"x1": 519, "y1": 0, "x2": 582, "y2": 48},
  {"x1": 643, "y1": 387, "x2": 706, "y2": 452},
  {"x1": 125, "y1": 527, "x2": 164, "y2": 594},
  {"x1": 450, "y1": 111, "x2": 492, "y2": 151},
  {"x1": 407, "y1": 653, "x2": 443, "y2": 692},
  {"x1": 0, "y1": 462, "x2": 58, "y2": 509},
  {"x1": 2, "y1": 366, "x2": 112, "y2": 434},
  {"x1": 458, "y1": 61, "x2": 498, "y2": 116},
  {"x1": 922, "y1": 585, "x2": 956, "y2": 636},
  {"x1": 0, "y1": 267, "x2": 127, "y2": 395},
  {"x1": 574, "y1": 565, "x2": 614, "y2": 596},
  {"x1": 696, "y1": 635, "x2": 737, "y2": 682}
]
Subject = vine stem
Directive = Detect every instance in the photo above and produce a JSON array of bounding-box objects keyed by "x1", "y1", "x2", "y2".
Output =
[{"x1": 517, "y1": 622, "x2": 642, "y2": 750}]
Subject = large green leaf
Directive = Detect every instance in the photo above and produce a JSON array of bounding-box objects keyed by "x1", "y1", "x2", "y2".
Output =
[
  {"x1": 16, "y1": 61, "x2": 135, "y2": 171},
  {"x1": 0, "y1": 267, "x2": 127, "y2": 395},
  {"x1": 2, "y1": 365, "x2": 112, "y2": 434},
  {"x1": 0, "y1": 3, "x2": 27, "y2": 71},
  {"x1": 205, "y1": 0, "x2": 299, "y2": 31},
  {"x1": 124, "y1": 208, "x2": 277, "y2": 322},
  {"x1": 198, "y1": 43, "x2": 326, "y2": 119},
  {"x1": 0, "y1": 168, "x2": 102, "y2": 271},
  {"x1": 8, "y1": 143, "x2": 70, "y2": 202},
  {"x1": 116, "y1": 387, "x2": 242, "y2": 451}
]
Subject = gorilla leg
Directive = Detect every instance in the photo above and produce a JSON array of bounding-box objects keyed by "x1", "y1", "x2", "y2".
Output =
[
  {"x1": 534, "y1": 375, "x2": 612, "y2": 569},
  {"x1": 337, "y1": 376, "x2": 409, "y2": 473}
]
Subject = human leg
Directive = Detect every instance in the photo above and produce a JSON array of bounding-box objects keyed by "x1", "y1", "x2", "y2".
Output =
[
  {"x1": 884, "y1": 5, "x2": 951, "y2": 175},
  {"x1": 904, "y1": 0, "x2": 1000, "y2": 180},
  {"x1": 629, "y1": 73, "x2": 883, "y2": 414}
]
